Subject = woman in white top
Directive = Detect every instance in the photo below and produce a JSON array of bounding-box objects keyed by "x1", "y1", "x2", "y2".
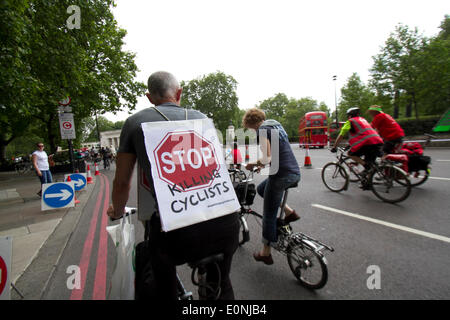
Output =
[{"x1": 32, "y1": 142, "x2": 53, "y2": 197}]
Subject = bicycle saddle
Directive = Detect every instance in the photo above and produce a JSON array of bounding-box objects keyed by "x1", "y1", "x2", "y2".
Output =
[
  {"x1": 286, "y1": 182, "x2": 298, "y2": 189},
  {"x1": 188, "y1": 253, "x2": 224, "y2": 269}
]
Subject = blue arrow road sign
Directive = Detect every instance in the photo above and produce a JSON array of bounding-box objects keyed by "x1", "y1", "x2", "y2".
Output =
[
  {"x1": 66, "y1": 173, "x2": 87, "y2": 191},
  {"x1": 43, "y1": 183, "x2": 74, "y2": 208}
]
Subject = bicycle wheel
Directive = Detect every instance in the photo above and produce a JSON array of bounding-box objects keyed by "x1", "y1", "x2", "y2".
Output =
[
  {"x1": 15, "y1": 164, "x2": 26, "y2": 174},
  {"x1": 321, "y1": 163, "x2": 348, "y2": 192},
  {"x1": 287, "y1": 243, "x2": 328, "y2": 290},
  {"x1": 399, "y1": 169, "x2": 430, "y2": 187},
  {"x1": 370, "y1": 165, "x2": 411, "y2": 203}
]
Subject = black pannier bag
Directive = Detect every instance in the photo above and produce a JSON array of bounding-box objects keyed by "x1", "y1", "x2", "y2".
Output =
[
  {"x1": 233, "y1": 182, "x2": 256, "y2": 206},
  {"x1": 408, "y1": 154, "x2": 431, "y2": 172}
]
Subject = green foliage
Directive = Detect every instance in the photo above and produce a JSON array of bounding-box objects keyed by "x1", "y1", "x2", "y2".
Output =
[
  {"x1": 255, "y1": 94, "x2": 330, "y2": 140},
  {"x1": 83, "y1": 116, "x2": 124, "y2": 142},
  {"x1": 396, "y1": 115, "x2": 441, "y2": 136},
  {"x1": 0, "y1": 0, "x2": 146, "y2": 161},
  {"x1": 338, "y1": 73, "x2": 378, "y2": 120},
  {"x1": 369, "y1": 17, "x2": 449, "y2": 119},
  {"x1": 258, "y1": 93, "x2": 289, "y2": 121},
  {"x1": 181, "y1": 71, "x2": 240, "y2": 136}
]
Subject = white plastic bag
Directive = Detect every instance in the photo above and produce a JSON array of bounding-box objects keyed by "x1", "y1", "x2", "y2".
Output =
[{"x1": 106, "y1": 213, "x2": 135, "y2": 300}]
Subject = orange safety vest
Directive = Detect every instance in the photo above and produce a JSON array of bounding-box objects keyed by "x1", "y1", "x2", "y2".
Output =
[{"x1": 348, "y1": 117, "x2": 383, "y2": 152}]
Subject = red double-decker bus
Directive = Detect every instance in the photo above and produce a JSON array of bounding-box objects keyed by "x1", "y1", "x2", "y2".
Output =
[{"x1": 298, "y1": 111, "x2": 328, "y2": 148}]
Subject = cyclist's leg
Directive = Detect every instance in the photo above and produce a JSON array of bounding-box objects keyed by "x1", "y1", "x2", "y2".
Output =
[
  {"x1": 261, "y1": 176, "x2": 299, "y2": 248},
  {"x1": 204, "y1": 217, "x2": 240, "y2": 299},
  {"x1": 147, "y1": 216, "x2": 178, "y2": 300},
  {"x1": 364, "y1": 144, "x2": 383, "y2": 166}
]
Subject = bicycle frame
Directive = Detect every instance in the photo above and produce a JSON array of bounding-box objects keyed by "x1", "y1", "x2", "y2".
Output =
[{"x1": 229, "y1": 168, "x2": 333, "y2": 255}]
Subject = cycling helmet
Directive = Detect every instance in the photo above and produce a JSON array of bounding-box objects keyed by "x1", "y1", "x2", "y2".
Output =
[{"x1": 346, "y1": 107, "x2": 360, "y2": 117}]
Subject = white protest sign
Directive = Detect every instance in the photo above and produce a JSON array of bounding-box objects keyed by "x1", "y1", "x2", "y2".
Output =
[
  {"x1": 0, "y1": 236, "x2": 12, "y2": 300},
  {"x1": 142, "y1": 119, "x2": 240, "y2": 232}
]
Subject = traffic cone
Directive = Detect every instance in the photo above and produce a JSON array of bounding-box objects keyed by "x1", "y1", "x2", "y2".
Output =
[
  {"x1": 303, "y1": 145, "x2": 312, "y2": 168},
  {"x1": 66, "y1": 175, "x2": 80, "y2": 204},
  {"x1": 94, "y1": 162, "x2": 100, "y2": 176},
  {"x1": 245, "y1": 145, "x2": 250, "y2": 163},
  {"x1": 86, "y1": 164, "x2": 93, "y2": 184}
]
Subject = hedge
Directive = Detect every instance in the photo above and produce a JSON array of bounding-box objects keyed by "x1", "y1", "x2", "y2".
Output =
[{"x1": 395, "y1": 115, "x2": 441, "y2": 136}]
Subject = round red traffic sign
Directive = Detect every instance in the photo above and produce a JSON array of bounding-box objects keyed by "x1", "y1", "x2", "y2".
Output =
[
  {"x1": 153, "y1": 131, "x2": 220, "y2": 192},
  {"x1": 0, "y1": 256, "x2": 7, "y2": 296},
  {"x1": 62, "y1": 121, "x2": 72, "y2": 130},
  {"x1": 58, "y1": 96, "x2": 71, "y2": 106}
]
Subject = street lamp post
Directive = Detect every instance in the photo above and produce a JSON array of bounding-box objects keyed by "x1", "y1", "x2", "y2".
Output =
[{"x1": 333, "y1": 75, "x2": 338, "y2": 125}]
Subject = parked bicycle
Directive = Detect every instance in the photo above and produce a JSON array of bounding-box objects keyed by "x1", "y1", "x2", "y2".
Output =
[
  {"x1": 111, "y1": 207, "x2": 224, "y2": 300},
  {"x1": 230, "y1": 168, "x2": 334, "y2": 290},
  {"x1": 14, "y1": 158, "x2": 33, "y2": 174},
  {"x1": 322, "y1": 146, "x2": 412, "y2": 204}
]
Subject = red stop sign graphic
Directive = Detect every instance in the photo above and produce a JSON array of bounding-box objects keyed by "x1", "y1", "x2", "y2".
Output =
[
  {"x1": 154, "y1": 131, "x2": 220, "y2": 192},
  {"x1": 0, "y1": 256, "x2": 7, "y2": 296}
]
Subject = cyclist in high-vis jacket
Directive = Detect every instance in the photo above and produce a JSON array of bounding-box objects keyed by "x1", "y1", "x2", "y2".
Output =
[{"x1": 331, "y1": 108, "x2": 383, "y2": 187}]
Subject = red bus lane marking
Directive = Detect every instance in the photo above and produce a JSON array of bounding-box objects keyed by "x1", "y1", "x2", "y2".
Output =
[
  {"x1": 92, "y1": 174, "x2": 110, "y2": 300},
  {"x1": 70, "y1": 174, "x2": 105, "y2": 300}
]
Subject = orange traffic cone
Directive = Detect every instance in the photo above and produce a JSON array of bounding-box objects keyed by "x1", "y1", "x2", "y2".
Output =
[
  {"x1": 66, "y1": 175, "x2": 80, "y2": 204},
  {"x1": 304, "y1": 145, "x2": 312, "y2": 168},
  {"x1": 94, "y1": 162, "x2": 100, "y2": 176},
  {"x1": 86, "y1": 164, "x2": 93, "y2": 184}
]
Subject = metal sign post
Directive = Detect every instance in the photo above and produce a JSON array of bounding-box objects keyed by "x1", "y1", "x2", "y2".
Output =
[{"x1": 58, "y1": 97, "x2": 76, "y2": 172}]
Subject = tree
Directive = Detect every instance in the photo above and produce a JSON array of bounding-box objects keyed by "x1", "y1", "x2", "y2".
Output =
[
  {"x1": 83, "y1": 116, "x2": 123, "y2": 142},
  {"x1": 180, "y1": 71, "x2": 240, "y2": 136},
  {"x1": 257, "y1": 93, "x2": 289, "y2": 122},
  {"x1": 339, "y1": 73, "x2": 377, "y2": 119},
  {"x1": 415, "y1": 15, "x2": 450, "y2": 116},
  {"x1": 282, "y1": 97, "x2": 324, "y2": 139},
  {"x1": 370, "y1": 24, "x2": 427, "y2": 119},
  {"x1": 0, "y1": 0, "x2": 146, "y2": 161},
  {"x1": 0, "y1": 0, "x2": 36, "y2": 162},
  {"x1": 256, "y1": 93, "x2": 329, "y2": 140}
]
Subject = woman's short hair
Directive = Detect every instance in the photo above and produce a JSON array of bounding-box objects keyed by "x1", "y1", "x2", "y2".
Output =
[{"x1": 242, "y1": 108, "x2": 266, "y2": 128}]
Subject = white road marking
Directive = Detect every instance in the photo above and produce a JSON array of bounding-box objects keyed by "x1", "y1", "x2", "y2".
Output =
[
  {"x1": 311, "y1": 204, "x2": 450, "y2": 244},
  {"x1": 436, "y1": 160, "x2": 450, "y2": 162},
  {"x1": 429, "y1": 176, "x2": 450, "y2": 181}
]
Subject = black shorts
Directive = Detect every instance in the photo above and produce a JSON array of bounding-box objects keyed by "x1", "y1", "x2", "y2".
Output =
[
  {"x1": 383, "y1": 137, "x2": 404, "y2": 154},
  {"x1": 349, "y1": 144, "x2": 383, "y2": 164}
]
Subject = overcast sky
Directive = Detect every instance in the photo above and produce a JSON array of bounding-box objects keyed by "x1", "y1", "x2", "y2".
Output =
[{"x1": 104, "y1": 0, "x2": 449, "y2": 122}]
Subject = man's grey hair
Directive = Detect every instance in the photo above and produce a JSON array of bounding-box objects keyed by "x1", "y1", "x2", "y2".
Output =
[{"x1": 147, "y1": 71, "x2": 180, "y2": 101}]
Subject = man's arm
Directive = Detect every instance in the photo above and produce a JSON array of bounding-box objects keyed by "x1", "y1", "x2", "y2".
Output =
[
  {"x1": 332, "y1": 120, "x2": 351, "y2": 150},
  {"x1": 107, "y1": 152, "x2": 137, "y2": 219}
]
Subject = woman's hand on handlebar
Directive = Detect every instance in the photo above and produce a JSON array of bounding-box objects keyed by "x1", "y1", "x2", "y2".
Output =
[{"x1": 245, "y1": 162, "x2": 263, "y2": 173}]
